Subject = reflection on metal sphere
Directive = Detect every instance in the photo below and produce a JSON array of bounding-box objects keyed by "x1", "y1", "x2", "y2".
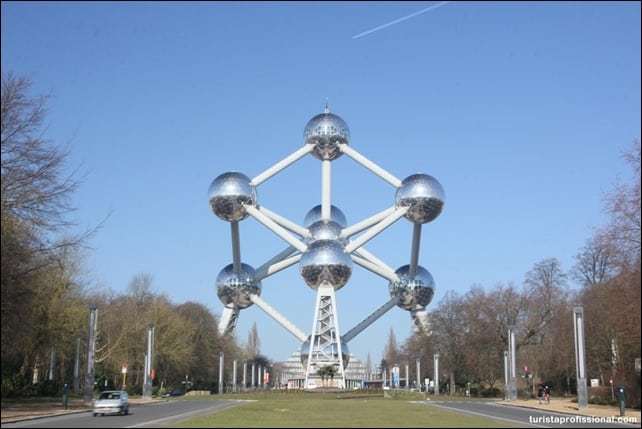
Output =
[
  {"x1": 303, "y1": 205, "x2": 347, "y2": 229},
  {"x1": 389, "y1": 264, "x2": 435, "y2": 311},
  {"x1": 299, "y1": 240, "x2": 352, "y2": 290},
  {"x1": 395, "y1": 174, "x2": 445, "y2": 224},
  {"x1": 216, "y1": 263, "x2": 261, "y2": 309},
  {"x1": 307, "y1": 220, "x2": 345, "y2": 244},
  {"x1": 303, "y1": 110, "x2": 350, "y2": 160},
  {"x1": 300, "y1": 336, "x2": 350, "y2": 369},
  {"x1": 208, "y1": 172, "x2": 256, "y2": 222}
]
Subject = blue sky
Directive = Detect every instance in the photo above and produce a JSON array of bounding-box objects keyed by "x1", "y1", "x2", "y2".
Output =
[{"x1": 2, "y1": 1, "x2": 640, "y2": 363}]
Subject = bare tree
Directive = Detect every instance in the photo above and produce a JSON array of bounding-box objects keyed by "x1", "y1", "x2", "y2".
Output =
[
  {"x1": 246, "y1": 322, "x2": 260, "y2": 359},
  {"x1": 572, "y1": 232, "x2": 617, "y2": 287}
]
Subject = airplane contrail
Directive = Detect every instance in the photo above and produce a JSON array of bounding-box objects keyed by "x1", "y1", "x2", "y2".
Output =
[{"x1": 352, "y1": 1, "x2": 451, "y2": 39}]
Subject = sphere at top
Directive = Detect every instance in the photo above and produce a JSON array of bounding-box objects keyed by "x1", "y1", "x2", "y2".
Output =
[
  {"x1": 299, "y1": 239, "x2": 352, "y2": 290},
  {"x1": 303, "y1": 205, "x2": 347, "y2": 229},
  {"x1": 216, "y1": 263, "x2": 261, "y2": 309},
  {"x1": 389, "y1": 264, "x2": 435, "y2": 311},
  {"x1": 303, "y1": 109, "x2": 350, "y2": 160},
  {"x1": 306, "y1": 220, "x2": 345, "y2": 244},
  {"x1": 395, "y1": 174, "x2": 445, "y2": 224},
  {"x1": 208, "y1": 172, "x2": 256, "y2": 222},
  {"x1": 300, "y1": 336, "x2": 350, "y2": 369}
]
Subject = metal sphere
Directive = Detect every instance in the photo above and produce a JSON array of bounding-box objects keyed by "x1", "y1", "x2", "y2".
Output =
[
  {"x1": 299, "y1": 240, "x2": 352, "y2": 290},
  {"x1": 216, "y1": 263, "x2": 261, "y2": 309},
  {"x1": 306, "y1": 220, "x2": 345, "y2": 244},
  {"x1": 303, "y1": 205, "x2": 347, "y2": 229},
  {"x1": 303, "y1": 111, "x2": 350, "y2": 160},
  {"x1": 395, "y1": 174, "x2": 445, "y2": 224},
  {"x1": 300, "y1": 337, "x2": 350, "y2": 369},
  {"x1": 208, "y1": 172, "x2": 256, "y2": 222},
  {"x1": 389, "y1": 264, "x2": 435, "y2": 311}
]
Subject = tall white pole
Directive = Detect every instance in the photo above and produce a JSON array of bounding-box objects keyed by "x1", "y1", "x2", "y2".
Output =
[
  {"x1": 251, "y1": 362, "x2": 256, "y2": 389},
  {"x1": 405, "y1": 364, "x2": 410, "y2": 390},
  {"x1": 409, "y1": 223, "x2": 422, "y2": 278},
  {"x1": 218, "y1": 352, "x2": 224, "y2": 395},
  {"x1": 242, "y1": 361, "x2": 247, "y2": 391},
  {"x1": 416, "y1": 358, "x2": 421, "y2": 391},
  {"x1": 84, "y1": 305, "x2": 97, "y2": 403},
  {"x1": 231, "y1": 221, "x2": 242, "y2": 274},
  {"x1": 434, "y1": 354, "x2": 439, "y2": 396},
  {"x1": 574, "y1": 306, "x2": 588, "y2": 408},
  {"x1": 503, "y1": 350, "x2": 509, "y2": 400},
  {"x1": 321, "y1": 160, "x2": 332, "y2": 221},
  {"x1": 232, "y1": 360, "x2": 237, "y2": 393},
  {"x1": 508, "y1": 326, "x2": 517, "y2": 400}
]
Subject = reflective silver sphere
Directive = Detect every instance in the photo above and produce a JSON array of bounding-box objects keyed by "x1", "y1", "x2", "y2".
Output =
[
  {"x1": 300, "y1": 337, "x2": 350, "y2": 369},
  {"x1": 303, "y1": 205, "x2": 347, "y2": 229},
  {"x1": 307, "y1": 220, "x2": 345, "y2": 244},
  {"x1": 299, "y1": 240, "x2": 352, "y2": 290},
  {"x1": 303, "y1": 110, "x2": 350, "y2": 160},
  {"x1": 216, "y1": 263, "x2": 261, "y2": 309},
  {"x1": 389, "y1": 264, "x2": 435, "y2": 311},
  {"x1": 395, "y1": 174, "x2": 445, "y2": 224},
  {"x1": 208, "y1": 172, "x2": 256, "y2": 222}
]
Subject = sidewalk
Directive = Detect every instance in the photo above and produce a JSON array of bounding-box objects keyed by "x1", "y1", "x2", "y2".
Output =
[
  {"x1": 1, "y1": 397, "x2": 166, "y2": 424},
  {"x1": 498, "y1": 397, "x2": 641, "y2": 422}
]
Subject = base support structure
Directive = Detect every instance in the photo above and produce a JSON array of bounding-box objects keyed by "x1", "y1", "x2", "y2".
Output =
[{"x1": 304, "y1": 283, "x2": 346, "y2": 389}]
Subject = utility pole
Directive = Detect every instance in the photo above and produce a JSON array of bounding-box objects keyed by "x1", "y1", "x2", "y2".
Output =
[
  {"x1": 433, "y1": 354, "x2": 439, "y2": 396},
  {"x1": 73, "y1": 338, "x2": 81, "y2": 393},
  {"x1": 242, "y1": 361, "x2": 247, "y2": 391},
  {"x1": 143, "y1": 325, "x2": 155, "y2": 399},
  {"x1": 573, "y1": 307, "x2": 588, "y2": 408},
  {"x1": 83, "y1": 305, "x2": 98, "y2": 403},
  {"x1": 218, "y1": 352, "x2": 224, "y2": 395},
  {"x1": 232, "y1": 360, "x2": 237, "y2": 393},
  {"x1": 507, "y1": 326, "x2": 517, "y2": 400}
]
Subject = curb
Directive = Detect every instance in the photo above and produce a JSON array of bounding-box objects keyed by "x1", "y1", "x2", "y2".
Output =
[{"x1": 1, "y1": 409, "x2": 91, "y2": 424}]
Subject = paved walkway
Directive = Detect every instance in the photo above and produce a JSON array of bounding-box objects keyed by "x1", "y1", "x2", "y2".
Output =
[
  {"x1": 497, "y1": 398, "x2": 641, "y2": 421},
  {"x1": 423, "y1": 400, "x2": 640, "y2": 428}
]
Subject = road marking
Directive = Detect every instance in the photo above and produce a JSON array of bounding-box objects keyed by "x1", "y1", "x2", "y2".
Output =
[
  {"x1": 424, "y1": 402, "x2": 547, "y2": 428},
  {"x1": 125, "y1": 401, "x2": 248, "y2": 428}
]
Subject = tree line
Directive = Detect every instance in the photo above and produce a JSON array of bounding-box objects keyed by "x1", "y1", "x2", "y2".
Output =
[
  {"x1": 1, "y1": 73, "x2": 263, "y2": 398},
  {"x1": 383, "y1": 140, "x2": 640, "y2": 407}
]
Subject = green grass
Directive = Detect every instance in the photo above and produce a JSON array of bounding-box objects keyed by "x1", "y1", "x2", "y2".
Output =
[{"x1": 176, "y1": 391, "x2": 511, "y2": 428}]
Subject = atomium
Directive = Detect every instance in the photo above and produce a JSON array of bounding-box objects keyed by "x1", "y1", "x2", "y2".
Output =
[
  {"x1": 216, "y1": 263, "x2": 261, "y2": 309},
  {"x1": 389, "y1": 264, "x2": 435, "y2": 311},
  {"x1": 208, "y1": 172, "x2": 256, "y2": 222},
  {"x1": 209, "y1": 104, "x2": 446, "y2": 389},
  {"x1": 299, "y1": 239, "x2": 352, "y2": 290},
  {"x1": 303, "y1": 109, "x2": 350, "y2": 161},
  {"x1": 395, "y1": 173, "x2": 445, "y2": 224}
]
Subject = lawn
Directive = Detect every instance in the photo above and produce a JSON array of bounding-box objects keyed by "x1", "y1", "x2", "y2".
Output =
[{"x1": 176, "y1": 391, "x2": 511, "y2": 428}]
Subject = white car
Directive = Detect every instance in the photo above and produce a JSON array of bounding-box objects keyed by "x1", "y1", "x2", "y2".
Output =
[{"x1": 93, "y1": 390, "x2": 129, "y2": 416}]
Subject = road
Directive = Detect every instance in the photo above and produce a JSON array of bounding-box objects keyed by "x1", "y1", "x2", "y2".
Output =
[
  {"x1": 423, "y1": 400, "x2": 641, "y2": 428},
  {"x1": 1, "y1": 399, "x2": 246, "y2": 428}
]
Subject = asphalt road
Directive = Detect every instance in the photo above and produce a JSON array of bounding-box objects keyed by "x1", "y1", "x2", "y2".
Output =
[
  {"x1": 1, "y1": 399, "x2": 245, "y2": 428},
  {"x1": 424, "y1": 400, "x2": 641, "y2": 428}
]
